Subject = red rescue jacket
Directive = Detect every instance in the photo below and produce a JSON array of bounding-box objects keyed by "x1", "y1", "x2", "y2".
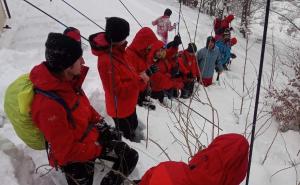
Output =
[
  {"x1": 90, "y1": 32, "x2": 145, "y2": 118},
  {"x1": 30, "y1": 63, "x2": 102, "y2": 166},
  {"x1": 140, "y1": 133, "x2": 249, "y2": 185}
]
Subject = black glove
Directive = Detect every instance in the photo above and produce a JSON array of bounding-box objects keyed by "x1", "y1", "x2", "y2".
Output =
[
  {"x1": 146, "y1": 64, "x2": 159, "y2": 76},
  {"x1": 96, "y1": 121, "x2": 122, "y2": 151},
  {"x1": 173, "y1": 35, "x2": 182, "y2": 47},
  {"x1": 187, "y1": 72, "x2": 193, "y2": 79},
  {"x1": 230, "y1": 53, "x2": 237, "y2": 59},
  {"x1": 229, "y1": 27, "x2": 234, "y2": 31}
]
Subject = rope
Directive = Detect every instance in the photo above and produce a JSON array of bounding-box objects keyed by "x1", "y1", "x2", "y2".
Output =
[
  {"x1": 60, "y1": 0, "x2": 105, "y2": 31},
  {"x1": 22, "y1": 0, "x2": 89, "y2": 42},
  {"x1": 118, "y1": 0, "x2": 142, "y2": 28},
  {"x1": 245, "y1": 0, "x2": 271, "y2": 183},
  {"x1": 177, "y1": 0, "x2": 182, "y2": 35}
]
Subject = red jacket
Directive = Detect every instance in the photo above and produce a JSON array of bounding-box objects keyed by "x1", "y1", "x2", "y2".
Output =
[
  {"x1": 30, "y1": 63, "x2": 102, "y2": 166},
  {"x1": 178, "y1": 50, "x2": 200, "y2": 80},
  {"x1": 147, "y1": 40, "x2": 179, "y2": 91},
  {"x1": 126, "y1": 27, "x2": 158, "y2": 74},
  {"x1": 214, "y1": 14, "x2": 234, "y2": 40},
  {"x1": 140, "y1": 133, "x2": 249, "y2": 185},
  {"x1": 90, "y1": 32, "x2": 145, "y2": 118}
]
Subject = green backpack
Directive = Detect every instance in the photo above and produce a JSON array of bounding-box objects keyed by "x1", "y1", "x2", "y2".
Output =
[
  {"x1": 4, "y1": 74, "x2": 74, "y2": 150},
  {"x1": 4, "y1": 74, "x2": 45, "y2": 150}
]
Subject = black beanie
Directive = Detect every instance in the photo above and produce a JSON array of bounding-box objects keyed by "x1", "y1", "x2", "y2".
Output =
[
  {"x1": 45, "y1": 33, "x2": 83, "y2": 72},
  {"x1": 164, "y1": 8, "x2": 172, "y2": 16},
  {"x1": 105, "y1": 17, "x2": 130, "y2": 43},
  {"x1": 187, "y1": 43, "x2": 197, "y2": 53}
]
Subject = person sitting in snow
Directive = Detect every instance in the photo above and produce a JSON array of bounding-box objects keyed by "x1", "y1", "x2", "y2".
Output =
[
  {"x1": 30, "y1": 31, "x2": 138, "y2": 185},
  {"x1": 197, "y1": 36, "x2": 223, "y2": 87},
  {"x1": 177, "y1": 42, "x2": 200, "y2": 98},
  {"x1": 89, "y1": 17, "x2": 148, "y2": 142},
  {"x1": 152, "y1": 8, "x2": 176, "y2": 44},
  {"x1": 137, "y1": 133, "x2": 249, "y2": 185},
  {"x1": 126, "y1": 27, "x2": 160, "y2": 109}
]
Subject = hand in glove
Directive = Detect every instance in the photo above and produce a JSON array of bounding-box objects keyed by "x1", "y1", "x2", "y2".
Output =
[
  {"x1": 230, "y1": 53, "x2": 237, "y2": 59},
  {"x1": 146, "y1": 64, "x2": 159, "y2": 76},
  {"x1": 173, "y1": 22, "x2": 177, "y2": 27},
  {"x1": 187, "y1": 72, "x2": 193, "y2": 79}
]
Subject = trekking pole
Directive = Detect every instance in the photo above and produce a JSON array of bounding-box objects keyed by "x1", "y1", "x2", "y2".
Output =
[
  {"x1": 22, "y1": 0, "x2": 89, "y2": 42},
  {"x1": 193, "y1": 5, "x2": 201, "y2": 43},
  {"x1": 177, "y1": 0, "x2": 182, "y2": 35},
  {"x1": 118, "y1": 0, "x2": 143, "y2": 28},
  {"x1": 59, "y1": 0, "x2": 105, "y2": 31},
  {"x1": 3, "y1": 0, "x2": 11, "y2": 18},
  {"x1": 245, "y1": 0, "x2": 271, "y2": 183},
  {"x1": 175, "y1": 98, "x2": 223, "y2": 131}
]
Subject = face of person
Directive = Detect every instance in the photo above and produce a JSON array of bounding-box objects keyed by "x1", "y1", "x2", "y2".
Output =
[
  {"x1": 208, "y1": 41, "x2": 215, "y2": 49},
  {"x1": 64, "y1": 57, "x2": 84, "y2": 80},
  {"x1": 155, "y1": 48, "x2": 167, "y2": 59}
]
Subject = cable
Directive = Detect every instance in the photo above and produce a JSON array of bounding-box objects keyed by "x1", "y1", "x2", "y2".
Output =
[{"x1": 118, "y1": 0, "x2": 142, "y2": 28}]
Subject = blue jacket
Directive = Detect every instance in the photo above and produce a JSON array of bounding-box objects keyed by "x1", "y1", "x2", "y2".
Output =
[
  {"x1": 197, "y1": 47, "x2": 223, "y2": 79},
  {"x1": 216, "y1": 40, "x2": 231, "y2": 65}
]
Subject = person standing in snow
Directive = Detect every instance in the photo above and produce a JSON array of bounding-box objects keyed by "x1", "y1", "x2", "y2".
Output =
[
  {"x1": 197, "y1": 36, "x2": 223, "y2": 87},
  {"x1": 215, "y1": 29, "x2": 231, "y2": 70},
  {"x1": 152, "y1": 8, "x2": 176, "y2": 44},
  {"x1": 126, "y1": 27, "x2": 160, "y2": 108},
  {"x1": 30, "y1": 32, "x2": 138, "y2": 185},
  {"x1": 177, "y1": 42, "x2": 200, "y2": 98},
  {"x1": 214, "y1": 14, "x2": 234, "y2": 41},
  {"x1": 89, "y1": 17, "x2": 146, "y2": 142},
  {"x1": 137, "y1": 133, "x2": 249, "y2": 185}
]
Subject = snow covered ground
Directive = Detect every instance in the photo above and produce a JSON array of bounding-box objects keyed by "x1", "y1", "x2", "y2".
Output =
[{"x1": 0, "y1": 0, "x2": 299, "y2": 184}]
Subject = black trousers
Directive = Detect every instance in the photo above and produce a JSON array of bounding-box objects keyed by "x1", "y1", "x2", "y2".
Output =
[
  {"x1": 62, "y1": 161, "x2": 95, "y2": 185},
  {"x1": 62, "y1": 142, "x2": 139, "y2": 185},
  {"x1": 113, "y1": 110, "x2": 138, "y2": 141},
  {"x1": 151, "y1": 91, "x2": 165, "y2": 103}
]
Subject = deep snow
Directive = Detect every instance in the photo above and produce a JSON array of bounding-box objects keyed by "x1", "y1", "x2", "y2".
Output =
[{"x1": 0, "y1": 0, "x2": 299, "y2": 185}]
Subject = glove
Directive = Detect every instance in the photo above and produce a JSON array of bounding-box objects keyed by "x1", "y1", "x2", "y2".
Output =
[
  {"x1": 173, "y1": 22, "x2": 176, "y2": 27},
  {"x1": 146, "y1": 64, "x2": 159, "y2": 76},
  {"x1": 96, "y1": 121, "x2": 122, "y2": 151},
  {"x1": 230, "y1": 53, "x2": 237, "y2": 59},
  {"x1": 196, "y1": 76, "x2": 200, "y2": 82},
  {"x1": 187, "y1": 72, "x2": 193, "y2": 79},
  {"x1": 229, "y1": 27, "x2": 234, "y2": 31},
  {"x1": 173, "y1": 35, "x2": 182, "y2": 47}
]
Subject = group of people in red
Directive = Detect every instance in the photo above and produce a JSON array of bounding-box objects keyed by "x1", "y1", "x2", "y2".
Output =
[{"x1": 27, "y1": 6, "x2": 248, "y2": 185}]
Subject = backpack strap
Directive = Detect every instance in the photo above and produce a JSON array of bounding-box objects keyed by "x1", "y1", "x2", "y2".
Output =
[{"x1": 34, "y1": 88, "x2": 76, "y2": 128}]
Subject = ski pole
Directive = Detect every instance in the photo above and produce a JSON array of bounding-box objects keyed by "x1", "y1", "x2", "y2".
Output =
[
  {"x1": 245, "y1": 0, "x2": 271, "y2": 183},
  {"x1": 59, "y1": 0, "x2": 105, "y2": 31},
  {"x1": 118, "y1": 0, "x2": 142, "y2": 28},
  {"x1": 22, "y1": 0, "x2": 89, "y2": 42}
]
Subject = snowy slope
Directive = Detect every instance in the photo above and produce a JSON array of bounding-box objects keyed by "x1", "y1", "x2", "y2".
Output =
[{"x1": 0, "y1": 0, "x2": 299, "y2": 185}]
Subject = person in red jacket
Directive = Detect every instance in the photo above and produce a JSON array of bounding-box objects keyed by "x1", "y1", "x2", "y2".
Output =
[
  {"x1": 31, "y1": 32, "x2": 138, "y2": 185},
  {"x1": 178, "y1": 43, "x2": 200, "y2": 99},
  {"x1": 214, "y1": 14, "x2": 234, "y2": 41},
  {"x1": 138, "y1": 133, "x2": 249, "y2": 185},
  {"x1": 89, "y1": 17, "x2": 147, "y2": 141},
  {"x1": 126, "y1": 27, "x2": 159, "y2": 108}
]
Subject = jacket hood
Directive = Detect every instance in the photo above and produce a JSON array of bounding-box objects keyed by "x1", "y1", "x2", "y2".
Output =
[
  {"x1": 147, "y1": 40, "x2": 165, "y2": 63},
  {"x1": 128, "y1": 27, "x2": 158, "y2": 53},
  {"x1": 188, "y1": 133, "x2": 249, "y2": 185},
  {"x1": 29, "y1": 62, "x2": 88, "y2": 92},
  {"x1": 89, "y1": 32, "x2": 127, "y2": 57}
]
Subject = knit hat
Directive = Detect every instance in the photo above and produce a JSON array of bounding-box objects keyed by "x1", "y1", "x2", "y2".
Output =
[
  {"x1": 206, "y1": 36, "x2": 215, "y2": 48},
  {"x1": 187, "y1": 43, "x2": 197, "y2": 53},
  {"x1": 63, "y1": 27, "x2": 81, "y2": 43},
  {"x1": 45, "y1": 32, "x2": 83, "y2": 72},
  {"x1": 164, "y1": 8, "x2": 172, "y2": 16},
  {"x1": 105, "y1": 17, "x2": 130, "y2": 43},
  {"x1": 230, "y1": 37, "x2": 237, "y2": 46}
]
